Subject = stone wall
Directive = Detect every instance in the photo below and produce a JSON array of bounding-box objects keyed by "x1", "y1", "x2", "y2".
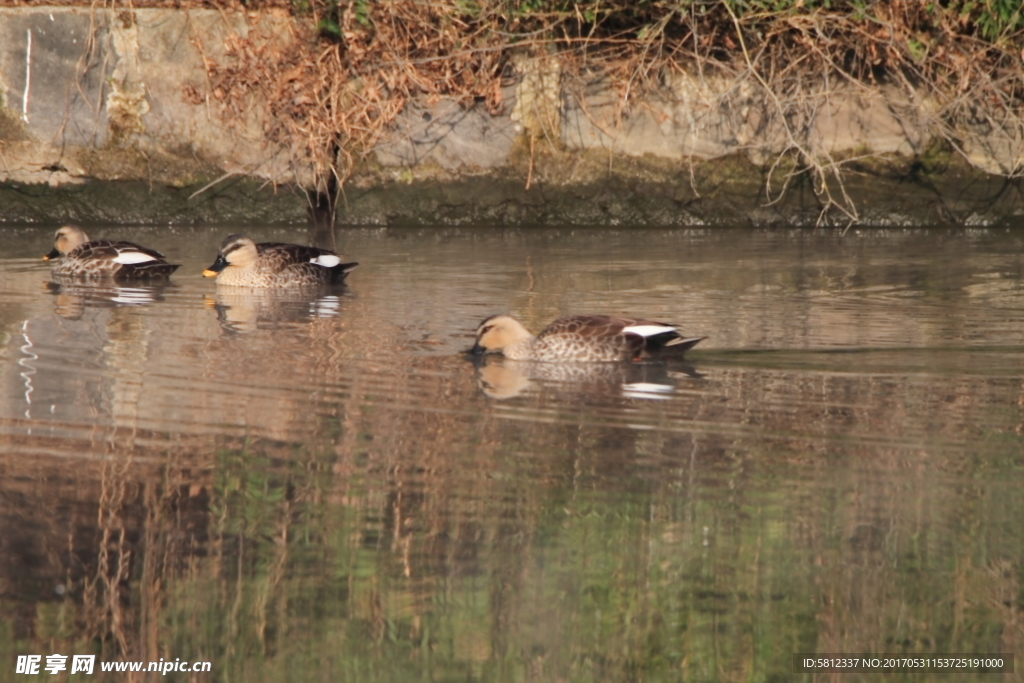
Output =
[{"x1": 1, "y1": 5, "x2": 1022, "y2": 226}]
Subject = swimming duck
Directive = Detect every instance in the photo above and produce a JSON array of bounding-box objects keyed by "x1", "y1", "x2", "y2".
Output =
[
  {"x1": 43, "y1": 225, "x2": 179, "y2": 279},
  {"x1": 202, "y1": 234, "x2": 357, "y2": 287},
  {"x1": 469, "y1": 314, "x2": 704, "y2": 362}
]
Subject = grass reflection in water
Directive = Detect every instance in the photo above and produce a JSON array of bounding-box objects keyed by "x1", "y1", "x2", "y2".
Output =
[{"x1": 0, "y1": 226, "x2": 1022, "y2": 681}]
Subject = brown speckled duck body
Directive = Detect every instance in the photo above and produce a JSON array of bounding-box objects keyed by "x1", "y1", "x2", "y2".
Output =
[
  {"x1": 43, "y1": 225, "x2": 179, "y2": 279},
  {"x1": 470, "y1": 314, "x2": 704, "y2": 362},
  {"x1": 203, "y1": 234, "x2": 358, "y2": 287}
]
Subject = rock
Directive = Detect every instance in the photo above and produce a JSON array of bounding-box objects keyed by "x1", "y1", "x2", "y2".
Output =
[{"x1": 1, "y1": 6, "x2": 1023, "y2": 226}]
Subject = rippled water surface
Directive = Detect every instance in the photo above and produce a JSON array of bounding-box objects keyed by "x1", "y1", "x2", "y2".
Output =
[{"x1": 1, "y1": 225, "x2": 1022, "y2": 681}]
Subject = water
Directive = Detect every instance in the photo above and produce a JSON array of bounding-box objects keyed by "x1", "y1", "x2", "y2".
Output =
[{"x1": 1, "y1": 225, "x2": 1022, "y2": 681}]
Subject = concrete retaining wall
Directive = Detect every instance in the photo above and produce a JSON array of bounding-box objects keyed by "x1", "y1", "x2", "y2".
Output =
[{"x1": 1, "y1": 6, "x2": 1022, "y2": 226}]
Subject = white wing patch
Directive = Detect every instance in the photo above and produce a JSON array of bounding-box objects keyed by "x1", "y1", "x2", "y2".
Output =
[
  {"x1": 113, "y1": 251, "x2": 158, "y2": 264},
  {"x1": 310, "y1": 254, "x2": 341, "y2": 268},
  {"x1": 622, "y1": 324, "x2": 676, "y2": 338}
]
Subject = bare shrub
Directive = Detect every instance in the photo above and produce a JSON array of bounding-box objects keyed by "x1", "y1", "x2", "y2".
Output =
[{"x1": 192, "y1": 1, "x2": 1024, "y2": 222}]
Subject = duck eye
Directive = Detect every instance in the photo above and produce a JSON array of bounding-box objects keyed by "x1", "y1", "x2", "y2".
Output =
[{"x1": 481, "y1": 325, "x2": 493, "y2": 334}]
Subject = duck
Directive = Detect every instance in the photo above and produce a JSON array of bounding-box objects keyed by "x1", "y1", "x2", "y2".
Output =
[
  {"x1": 43, "y1": 225, "x2": 179, "y2": 279},
  {"x1": 469, "y1": 314, "x2": 704, "y2": 362},
  {"x1": 202, "y1": 234, "x2": 358, "y2": 287}
]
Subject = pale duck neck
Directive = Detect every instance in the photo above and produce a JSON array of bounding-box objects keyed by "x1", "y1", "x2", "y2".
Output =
[{"x1": 502, "y1": 335, "x2": 537, "y2": 360}]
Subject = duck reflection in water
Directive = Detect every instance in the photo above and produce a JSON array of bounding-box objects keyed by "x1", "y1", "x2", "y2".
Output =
[
  {"x1": 45, "y1": 279, "x2": 172, "y2": 320},
  {"x1": 471, "y1": 355, "x2": 702, "y2": 400},
  {"x1": 205, "y1": 287, "x2": 348, "y2": 334}
]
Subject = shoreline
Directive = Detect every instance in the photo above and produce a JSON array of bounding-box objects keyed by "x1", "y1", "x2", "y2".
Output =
[{"x1": 1, "y1": 4, "x2": 1022, "y2": 226}]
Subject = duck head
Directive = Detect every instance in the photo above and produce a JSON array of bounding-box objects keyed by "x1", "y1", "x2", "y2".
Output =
[
  {"x1": 469, "y1": 314, "x2": 532, "y2": 355},
  {"x1": 43, "y1": 225, "x2": 89, "y2": 260},
  {"x1": 203, "y1": 234, "x2": 258, "y2": 277}
]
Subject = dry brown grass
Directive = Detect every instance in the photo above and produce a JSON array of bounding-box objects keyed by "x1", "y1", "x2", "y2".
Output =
[{"x1": 164, "y1": 1, "x2": 1024, "y2": 222}]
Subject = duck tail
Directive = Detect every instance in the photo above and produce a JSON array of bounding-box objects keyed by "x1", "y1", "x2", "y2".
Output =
[
  {"x1": 664, "y1": 336, "x2": 705, "y2": 352},
  {"x1": 330, "y1": 261, "x2": 359, "y2": 284}
]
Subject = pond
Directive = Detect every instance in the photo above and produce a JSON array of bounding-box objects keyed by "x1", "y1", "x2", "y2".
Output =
[{"x1": 1, "y1": 224, "x2": 1022, "y2": 681}]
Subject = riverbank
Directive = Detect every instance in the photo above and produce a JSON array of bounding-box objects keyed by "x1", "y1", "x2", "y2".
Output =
[{"x1": 2, "y1": 3, "x2": 1023, "y2": 226}]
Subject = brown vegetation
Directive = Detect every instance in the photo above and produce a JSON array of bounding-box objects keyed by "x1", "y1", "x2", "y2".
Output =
[
  {"x1": 43, "y1": 1, "x2": 1024, "y2": 223},
  {"x1": 181, "y1": 1, "x2": 1023, "y2": 223}
]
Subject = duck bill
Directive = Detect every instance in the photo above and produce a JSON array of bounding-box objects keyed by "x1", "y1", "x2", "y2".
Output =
[
  {"x1": 202, "y1": 254, "x2": 228, "y2": 277},
  {"x1": 467, "y1": 343, "x2": 487, "y2": 356},
  {"x1": 42, "y1": 248, "x2": 61, "y2": 261}
]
